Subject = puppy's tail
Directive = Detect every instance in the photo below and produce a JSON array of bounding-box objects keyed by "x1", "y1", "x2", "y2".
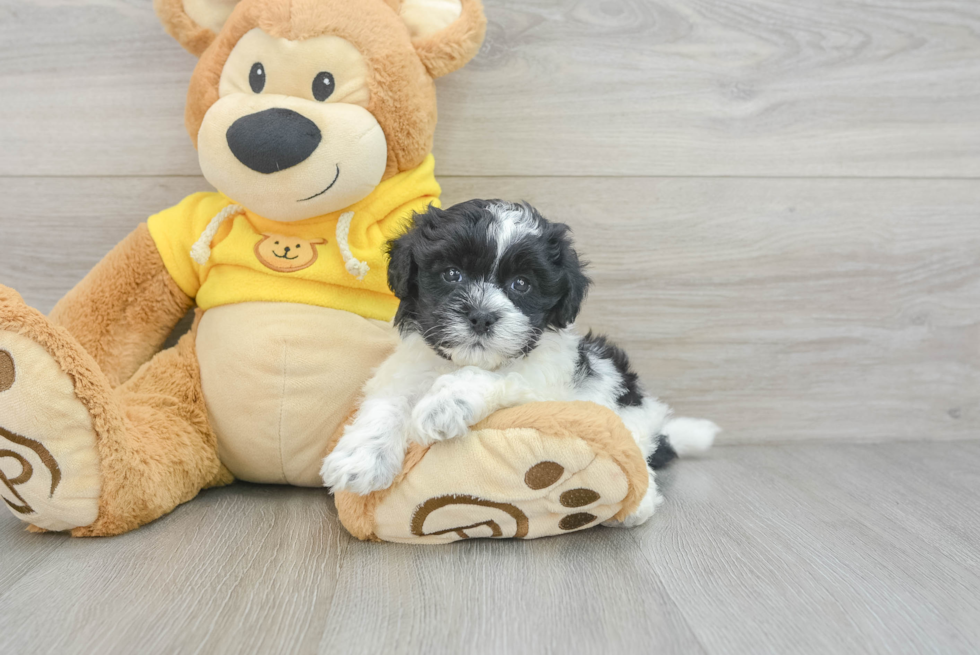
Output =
[{"x1": 647, "y1": 417, "x2": 720, "y2": 469}]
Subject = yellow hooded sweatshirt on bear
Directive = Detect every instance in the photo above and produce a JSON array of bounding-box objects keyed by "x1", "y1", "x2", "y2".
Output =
[{"x1": 148, "y1": 155, "x2": 440, "y2": 321}]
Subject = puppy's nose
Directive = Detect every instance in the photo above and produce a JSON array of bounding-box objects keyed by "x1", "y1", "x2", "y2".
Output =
[
  {"x1": 226, "y1": 108, "x2": 322, "y2": 174},
  {"x1": 467, "y1": 310, "x2": 498, "y2": 336}
]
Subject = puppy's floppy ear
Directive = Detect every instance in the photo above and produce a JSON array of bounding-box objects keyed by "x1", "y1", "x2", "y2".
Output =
[
  {"x1": 154, "y1": 0, "x2": 243, "y2": 56},
  {"x1": 386, "y1": 223, "x2": 419, "y2": 300},
  {"x1": 546, "y1": 222, "x2": 592, "y2": 329},
  {"x1": 393, "y1": 0, "x2": 487, "y2": 78},
  {"x1": 388, "y1": 204, "x2": 447, "y2": 297}
]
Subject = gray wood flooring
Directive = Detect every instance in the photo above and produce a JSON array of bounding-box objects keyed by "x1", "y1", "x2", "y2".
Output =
[
  {"x1": 1, "y1": 0, "x2": 979, "y2": 653},
  {"x1": 2, "y1": 442, "x2": 979, "y2": 654}
]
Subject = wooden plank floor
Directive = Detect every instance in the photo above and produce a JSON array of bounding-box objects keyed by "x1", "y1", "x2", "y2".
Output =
[
  {"x1": 1, "y1": 441, "x2": 979, "y2": 655},
  {"x1": 2, "y1": 1, "x2": 980, "y2": 653}
]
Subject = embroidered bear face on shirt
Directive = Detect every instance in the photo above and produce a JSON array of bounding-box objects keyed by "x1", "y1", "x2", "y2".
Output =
[{"x1": 254, "y1": 234, "x2": 327, "y2": 273}]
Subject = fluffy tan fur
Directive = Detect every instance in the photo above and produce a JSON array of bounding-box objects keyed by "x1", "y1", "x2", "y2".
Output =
[
  {"x1": 154, "y1": 0, "x2": 219, "y2": 57},
  {"x1": 75, "y1": 311, "x2": 228, "y2": 537},
  {"x1": 412, "y1": 0, "x2": 486, "y2": 79},
  {"x1": 0, "y1": 288, "x2": 226, "y2": 536},
  {"x1": 1, "y1": 0, "x2": 651, "y2": 543},
  {"x1": 478, "y1": 402, "x2": 650, "y2": 522},
  {"x1": 160, "y1": 0, "x2": 485, "y2": 179},
  {"x1": 49, "y1": 224, "x2": 193, "y2": 388},
  {"x1": 334, "y1": 401, "x2": 649, "y2": 541}
]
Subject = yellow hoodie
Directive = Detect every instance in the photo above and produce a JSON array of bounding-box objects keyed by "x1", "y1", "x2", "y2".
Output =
[{"x1": 148, "y1": 155, "x2": 440, "y2": 321}]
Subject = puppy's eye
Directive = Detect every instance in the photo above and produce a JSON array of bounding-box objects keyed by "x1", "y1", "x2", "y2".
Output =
[
  {"x1": 313, "y1": 72, "x2": 335, "y2": 102},
  {"x1": 511, "y1": 277, "x2": 531, "y2": 293},
  {"x1": 249, "y1": 63, "x2": 266, "y2": 93},
  {"x1": 442, "y1": 268, "x2": 462, "y2": 283}
]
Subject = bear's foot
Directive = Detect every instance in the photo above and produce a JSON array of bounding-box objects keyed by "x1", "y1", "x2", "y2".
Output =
[
  {"x1": 334, "y1": 401, "x2": 652, "y2": 544},
  {"x1": 602, "y1": 469, "x2": 663, "y2": 528},
  {"x1": 0, "y1": 287, "x2": 101, "y2": 531}
]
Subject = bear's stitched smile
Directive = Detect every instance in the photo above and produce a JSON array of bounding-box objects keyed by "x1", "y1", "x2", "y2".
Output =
[
  {"x1": 298, "y1": 164, "x2": 341, "y2": 202},
  {"x1": 273, "y1": 250, "x2": 299, "y2": 260}
]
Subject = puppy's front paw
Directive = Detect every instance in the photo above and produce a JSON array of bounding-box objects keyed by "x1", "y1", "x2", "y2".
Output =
[
  {"x1": 412, "y1": 391, "x2": 475, "y2": 443},
  {"x1": 320, "y1": 436, "x2": 402, "y2": 496}
]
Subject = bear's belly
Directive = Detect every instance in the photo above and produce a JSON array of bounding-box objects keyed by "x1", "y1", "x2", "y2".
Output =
[{"x1": 196, "y1": 303, "x2": 397, "y2": 486}]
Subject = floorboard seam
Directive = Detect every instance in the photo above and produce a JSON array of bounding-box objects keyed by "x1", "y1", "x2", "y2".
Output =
[{"x1": 624, "y1": 528, "x2": 712, "y2": 655}]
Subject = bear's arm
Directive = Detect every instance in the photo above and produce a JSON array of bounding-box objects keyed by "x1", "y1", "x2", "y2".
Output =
[{"x1": 49, "y1": 223, "x2": 193, "y2": 387}]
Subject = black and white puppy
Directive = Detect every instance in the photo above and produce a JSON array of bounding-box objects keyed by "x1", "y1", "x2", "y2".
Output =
[{"x1": 321, "y1": 200, "x2": 718, "y2": 526}]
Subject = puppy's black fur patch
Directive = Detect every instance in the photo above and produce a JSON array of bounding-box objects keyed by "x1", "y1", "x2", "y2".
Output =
[
  {"x1": 387, "y1": 200, "x2": 591, "y2": 358},
  {"x1": 386, "y1": 199, "x2": 682, "y2": 471},
  {"x1": 647, "y1": 434, "x2": 678, "y2": 469},
  {"x1": 577, "y1": 332, "x2": 645, "y2": 408}
]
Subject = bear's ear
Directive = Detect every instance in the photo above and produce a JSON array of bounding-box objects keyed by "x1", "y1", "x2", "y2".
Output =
[
  {"x1": 154, "y1": 0, "x2": 243, "y2": 57},
  {"x1": 396, "y1": 0, "x2": 487, "y2": 79}
]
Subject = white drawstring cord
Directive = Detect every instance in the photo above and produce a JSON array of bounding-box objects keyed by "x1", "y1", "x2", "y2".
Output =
[
  {"x1": 335, "y1": 211, "x2": 370, "y2": 280},
  {"x1": 191, "y1": 205, "x2": 369, "y2": 281},
  {"x1": 190, "y1": 204, "x2": 245, "y2": 265}
]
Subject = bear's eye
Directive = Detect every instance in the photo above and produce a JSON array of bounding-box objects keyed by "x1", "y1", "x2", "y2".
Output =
[
  {"x1": 313, "y1": 72, "x2": 335, "y2": 102},
  {"x1": 295, "y1": 244, "x2": 301, "y2": 248},
  {"x1": 249, "y1": 63, "x2": 266, "y2": 94},
  {"x1": 274, "y1": 241, "x2": 279, "y2": 245},
  {"x1": 442, "y1": 268, "x2": 462, "y2": 283}
]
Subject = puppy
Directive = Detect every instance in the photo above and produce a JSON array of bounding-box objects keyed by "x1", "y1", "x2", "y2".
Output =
[{"x1": 321, "y1": 200, "x2": 718, "y2": 526}]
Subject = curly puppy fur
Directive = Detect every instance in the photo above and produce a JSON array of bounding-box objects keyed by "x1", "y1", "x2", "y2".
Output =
[{"x1": 322, "y1": 200, "x2": 719, "y2": 526}]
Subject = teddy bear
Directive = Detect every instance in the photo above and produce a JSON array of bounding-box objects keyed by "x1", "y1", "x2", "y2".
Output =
[{"x1": 0, "y1": 0, "x2": 651, "y2": 542}]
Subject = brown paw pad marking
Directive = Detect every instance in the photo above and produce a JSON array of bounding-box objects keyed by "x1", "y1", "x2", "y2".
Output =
[
  {"x1": 523, "y1": 463, "x2": 602, "y2": 532},
  {"x1": 559, "y1": 488, "x2": 600, "y2": 508},
  {"x1": 1, "y1": 427, "x2": 61, "y2": 515},
  {"x1": 0, "y1": 350, "x2": 14, "y2": 393},
  {"x1": 559, "y1": 513, "x2": 598, "y2": 531},
  {"x1": 524, "y1": 461, "x2": 564, "y2": 490},
  {"x1": 411, "y1": 494, "x2": 530, "y2": 539}
]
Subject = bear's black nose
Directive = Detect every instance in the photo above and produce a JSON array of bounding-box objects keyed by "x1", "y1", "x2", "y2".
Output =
[{"x1": 226, "y1": 108, "x2": 322, "y2": 174}]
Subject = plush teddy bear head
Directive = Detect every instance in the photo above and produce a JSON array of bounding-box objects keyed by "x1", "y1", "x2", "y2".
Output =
[{"x1": 155, "y1": 0, "x2": 485, "y2": 222}]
